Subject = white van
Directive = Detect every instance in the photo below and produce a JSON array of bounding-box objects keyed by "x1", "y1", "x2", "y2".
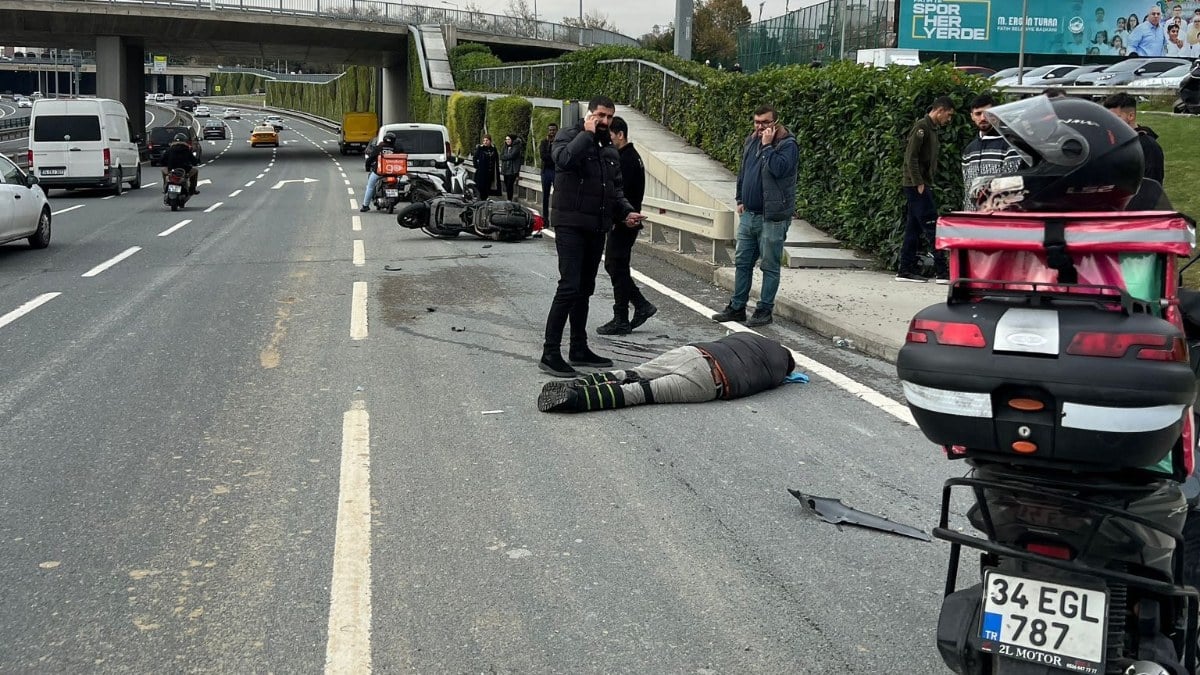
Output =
[
  {"x1": 369, "y1": 123, "x2": 453, "y2": 188},
  {"x1": 29, "y1": 98, "x2": 142, "y2": 195}
]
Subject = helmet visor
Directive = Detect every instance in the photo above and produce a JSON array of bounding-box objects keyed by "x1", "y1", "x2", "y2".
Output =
[{"x1": 984, "y1": 95, "x2": 1089, "y2": 168}]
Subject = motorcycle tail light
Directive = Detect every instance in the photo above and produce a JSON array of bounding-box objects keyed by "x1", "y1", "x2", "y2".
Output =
[
  {"x1": 532, "y1": 214, "x2": 544, "y2": 232},
  {"x1": 385, "y1": 176, "x2": 397, "y2": 184},
  {"x1": 1067, "y1": 332, "x2": 1187, "y2": 361},
  {"x1": 906, "y1": 319, "x2": 986, "y2": 348},
  {"x1": 1026, "y1": 542, "x2": 1073, "y2": 560}
]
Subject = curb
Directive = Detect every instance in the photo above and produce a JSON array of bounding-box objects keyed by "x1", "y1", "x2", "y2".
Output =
[{"x1": 633, "y1": 239, "x2": 903, "y2": 363}]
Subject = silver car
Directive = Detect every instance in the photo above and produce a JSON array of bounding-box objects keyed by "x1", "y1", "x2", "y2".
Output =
[{"x1": 1074, "y1": 58, "x2": 1191, "y2": 85}]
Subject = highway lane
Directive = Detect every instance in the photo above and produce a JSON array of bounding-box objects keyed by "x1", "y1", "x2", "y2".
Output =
[
  {"x1": 0, "y1": 111, "x2": 958, "y2": 672},
  {"x1": 0, "y1": 104, "x2": 178, "y2": 162}
]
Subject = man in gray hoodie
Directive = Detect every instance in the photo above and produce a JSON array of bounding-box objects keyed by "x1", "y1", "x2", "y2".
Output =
[{"x1": 711, "y1": 104, "x2": 799, "y2": 328}]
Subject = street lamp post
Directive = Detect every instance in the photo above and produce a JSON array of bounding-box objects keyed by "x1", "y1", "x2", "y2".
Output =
[
  {"x1": 839, "y1": 0, "x2": 849, "y2": 60},
  {"x1": 1016, "y1": 0, "x2": 1028, "y2": 85}
]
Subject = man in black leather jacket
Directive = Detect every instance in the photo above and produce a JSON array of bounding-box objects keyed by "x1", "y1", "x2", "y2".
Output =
[
  {"x1": 537, "y1": 332, "x2": 796, "y2": 413},
  {"x1": 539, "y1": 96, "x2": 644, "y2": 378},
  {"x1": 162, "y1": 134, "x2": 199, "y2": 195}
]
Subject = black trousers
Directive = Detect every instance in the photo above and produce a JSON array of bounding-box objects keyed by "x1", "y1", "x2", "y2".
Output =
[
  {"x1": 540, "y1": 169, "x2": 554, "y2": 227},
  {"x1": 543, "y1": 225, "x2": 606, "y2": 352},
  {"x1": 604, "y1": 225, "x2": 647, "y2": 312},
  {"x1": 899, "y1": 186, "x2": 947, "y2": 276},
  {"x1": 503, "y1": 174, "x2": 517, "y2": 201}
]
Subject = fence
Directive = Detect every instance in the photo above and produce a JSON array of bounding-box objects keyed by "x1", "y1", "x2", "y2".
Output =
[
  {"x1": 737, "y1": 0, "x2": 895, "y2": 71},
  {"x1": 68, "y1": 0, "x2": 639, "y2": 47}
]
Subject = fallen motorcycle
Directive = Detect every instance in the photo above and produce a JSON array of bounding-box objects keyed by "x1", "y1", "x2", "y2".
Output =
[{"x1": 396, "y1": 195, "x2": 542, "y2": 241}]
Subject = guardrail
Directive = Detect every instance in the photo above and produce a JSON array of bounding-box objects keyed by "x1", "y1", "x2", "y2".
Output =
[
  {"x1": 0, "y1": 115, "x2": 29, "y2": 142},
  {"x1": 69, "y1": 0, "x2": 639, "y2": 47}
]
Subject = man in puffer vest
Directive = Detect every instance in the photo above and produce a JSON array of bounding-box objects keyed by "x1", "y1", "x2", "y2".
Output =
[{"x1": 537, "y1": 332, "x2": 796, "y2": 413}]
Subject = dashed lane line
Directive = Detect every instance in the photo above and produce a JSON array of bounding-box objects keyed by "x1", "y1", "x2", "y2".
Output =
[
  {"x1": 52, "y1": 205, "x2": 84, "y2": 216},
  {"x1": 158, "y1": 219, "x2": 191, "y2": 237},
  {"x1": 82, "y1": 246, "x2": 141, "y2": 278},
  {"x1": 204, "y1": 202, "x2": 224, "y2": 213},
  {"x1": 0, "y1": 293, "x2": 61, "y2": 330},
  {"x1": 350, "y1": 282, "x2": 368, "y2": 340}
]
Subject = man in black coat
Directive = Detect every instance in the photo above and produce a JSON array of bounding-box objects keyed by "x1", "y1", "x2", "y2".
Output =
[
  {"x1": 538, "y1": 123, "x2": 558, "y2": 227},
  {"x1": 537, "y1": 332, "x2": 796, "y2": 413},
  {"x1": 597, "y1": 116, "x2": 657, "y2": 336},
  {"x1": 539, "y1": 96, "x2": 644, "y2": 378},
  {"x1": 1104, "y1": 93, "x2": 1165, "y2": 183}
]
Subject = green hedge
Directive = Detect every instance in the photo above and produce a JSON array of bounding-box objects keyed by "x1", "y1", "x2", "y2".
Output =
[
  {"x1": 469, "y1": 46, "x2": 986, "y2": 262},
  {"x1": 528, "y1": 107, "x2": 561, "y2": 167},
  {"x1": 450, "y1": 43, "x2": 502, "y2": 85},
  {"x1": 447, "y1": 92, "x2": 486, "y2": 156},
  {"x1": 408, "y1": 35, "x2": 448, "y2": 124},
  {"x1": 210, "y1": 72, "x2": 266, "y2": 96},
  {"x1": 250, "y1": 66, "x2": 376, "y2": 121},
  {"x1": 485, "y1": 96, "x2": 533, "y2": 154}
]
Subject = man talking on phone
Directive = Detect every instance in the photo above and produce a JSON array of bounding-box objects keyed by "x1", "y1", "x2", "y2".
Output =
[
  {"x1": 712, "y1": 104, "x2": 799, "y2": 328},
  {"x1": 539, "y1": 96, "x2": 644, "y2": 378}
]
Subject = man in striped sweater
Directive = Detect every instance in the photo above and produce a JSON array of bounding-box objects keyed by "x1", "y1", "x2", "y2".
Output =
[{"x1": 961, "y1": 93, "x2": 1023, "y2": 212}]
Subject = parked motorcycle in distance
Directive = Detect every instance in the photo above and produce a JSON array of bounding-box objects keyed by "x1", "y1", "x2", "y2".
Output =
[
  {"x1": 1174, "y1": 59, "x2": 1200, "y2": 115},
  {"x1": 163, "y1": 168, "x2": 191, "y2": 211}
]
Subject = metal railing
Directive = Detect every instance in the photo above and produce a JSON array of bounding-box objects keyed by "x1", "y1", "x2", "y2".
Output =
[
  {"x1": 210, "y1": 66, "x2": 345, "y2": 84},
  {"x1": 67, "y1": 0, "x2": 639, "y2": 47}
]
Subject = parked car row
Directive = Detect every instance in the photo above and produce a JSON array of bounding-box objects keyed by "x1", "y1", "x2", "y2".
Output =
[{"x1": 990, "y1": 58, "x2": 1194, "y2": 88}]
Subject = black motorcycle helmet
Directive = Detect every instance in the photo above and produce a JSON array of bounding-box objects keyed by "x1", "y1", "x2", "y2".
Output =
[
  {"x1": 382, "y1": 132, "x2": 397, "y2": 147},
  {"x1": 396, "y1": 200, "x2": 430, "y2": 229},
  {"x1": 172, "y1": 133, "x2": 189, "y2": 144},
  {"x1": 981, "y1": 95, "x2": 1143, "y2": 212}
]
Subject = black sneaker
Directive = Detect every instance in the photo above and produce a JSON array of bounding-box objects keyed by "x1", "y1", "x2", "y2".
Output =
[
  {"x1": 711, "y1": 304, "x2": 747, "y2": 322},
  {"x1": 539, "y1": 353, "x2": 579, "y2": 378},
  {"x1": 895, "y1": 272, "x2": 929, "y2": 283},
  {"x1": 359, "y1": 205, "x2": 370, "y2": 213},
  {"x1": 596, "y1": 317, "x2": 632, "y2": 336},
  {"x1": 745, "y1": 308, "x2": 773, "y2": 327},
  {"x1": 538, "y1": 382, "x2": 582, "y2": 413},
  {"x1": 630, "y1": 302, "x2": 658, "y2": 329},
  {"x1": 568, "y1": 347, "x2": 614, "y2": 368}
]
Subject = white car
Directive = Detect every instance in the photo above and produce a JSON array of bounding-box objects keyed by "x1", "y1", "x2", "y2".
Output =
[
  {"x1": 1130, "y1": 63, "x2": 1193, "y2": 89},
  {"x1": 16, "y1": 96, "x2": 32, "y2": 108},
  {"x1": 0, "y1": 153, "x2": 51, "y2": 249},
  {"x1": 222, "y1": 108, "x2": 241, "y2": 119},
  {"x1": 264, "y1": 115, "x2": 285, "y2": 130},
  {"x1": 193, "y1": 106, "x2": 210, "y2": 117}
]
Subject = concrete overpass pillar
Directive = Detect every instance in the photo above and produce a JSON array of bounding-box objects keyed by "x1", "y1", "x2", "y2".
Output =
[
  {"x1": 378, "y1": 66, "x2": 408, "y2": 125},
  {"x1": 96, "y1": 36, "x2": 146, "y2": 141}
]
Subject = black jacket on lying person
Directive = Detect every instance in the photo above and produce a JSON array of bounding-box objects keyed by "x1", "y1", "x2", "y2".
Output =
[
  {"x1": 551, "y1": 121, "x2": 634, "y2": 232},
  {"x1": 692, "y1": 332, "x2": 795, "y2": 399}
]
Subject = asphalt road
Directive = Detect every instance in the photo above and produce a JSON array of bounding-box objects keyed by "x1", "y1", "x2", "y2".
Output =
[{"x1": 0, "y1": 111, "x2": 963, "y2": 673}]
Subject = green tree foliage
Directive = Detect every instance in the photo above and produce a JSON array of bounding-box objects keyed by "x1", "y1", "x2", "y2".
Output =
[
  {"x1": 639, "y1": 25, "x2": 675, "y2": 52},
  {"x1": 693, "y1": 0, "x2": 751, "y2": 65},
  {"x1": 450, "y1": 43, "x2": 504, "y2": 88}
]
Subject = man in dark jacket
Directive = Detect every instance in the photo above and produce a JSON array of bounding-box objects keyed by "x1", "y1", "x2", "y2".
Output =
[
  {"x1": 359, "y1": 132, "x2": 397, "y2": 212},
  {"x1": 472, "y1": 135, "x2": 499, "y2": 199},
  {"x1": 896, "y1": 96, "x2": 954, "y2": 283},
  {"x1": 961, "y1": 93, "x2": 1022, "y2": 211},
  {"x1": 597, "y1": 116, "x2": 657, "y2": 336},
  {"x1": 539, "y1": 96, "x2": 643, "y2": 378},
  {"x1": 162, "y1": 134, "x2": 199, "y2": 195},
  {"x1": 711, "y1": 104, "x2": 800, "y2": 328},
  {"x1": 1104, "y1": 92, "x2": 1165, "y2": 183},
  {"x1": 537, "y1": 332, "x2": 797, "y2": 413},
  {"x1": 538, "y1": 124, "x2": 557, "y2": 227}
]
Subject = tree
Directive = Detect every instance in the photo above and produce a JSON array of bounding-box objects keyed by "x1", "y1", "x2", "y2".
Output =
[
  {"x1": 561, "y1": 10, "x2": 618, "y2": 31},
  {"x1": 639, "y1": 23, "x2": 675, "y2": 52},
  {"x1": 505, "y1": 0, "x2": 536, "y2": 23},
  {"x1": 693, "y1": 0, "x2": 750, "y2": 65}
]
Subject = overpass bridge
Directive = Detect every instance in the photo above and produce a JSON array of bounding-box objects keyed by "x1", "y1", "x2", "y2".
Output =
[{"x1": 0, "y1": 0, "x2": 637, "y2": 129}]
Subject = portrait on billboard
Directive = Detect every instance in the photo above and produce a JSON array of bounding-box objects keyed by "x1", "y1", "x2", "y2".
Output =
[{"x1": 898, "y1": 0, "x2": 1200, "y2": 54}]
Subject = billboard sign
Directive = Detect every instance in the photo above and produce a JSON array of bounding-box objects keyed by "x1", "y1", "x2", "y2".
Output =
[
  {"x1": 153, "y1": 55, "x2": 168, "y2": 73},
  {"x1": 899, "y1": 0, "x2": 1200, "y2": 55}
]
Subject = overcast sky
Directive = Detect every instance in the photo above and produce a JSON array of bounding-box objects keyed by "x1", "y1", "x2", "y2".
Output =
[{"x1": 463, "y1": 0, "x2": 805, "y2": 40}]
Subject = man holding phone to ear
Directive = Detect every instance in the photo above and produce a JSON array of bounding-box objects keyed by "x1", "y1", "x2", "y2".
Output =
[
  {"x1": 712, "y1": 104, "x2": 799, "y2": 328},
  {"x1": 539, "y1": 96, "x2": 644, "y2": 378}
]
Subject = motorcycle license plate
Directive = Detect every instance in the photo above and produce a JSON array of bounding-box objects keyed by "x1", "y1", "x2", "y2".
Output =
[
  {"x1": 384, "y1": 189, "x2": 399, "y2": 197},
  {"x1": 168, "y1": 184, "x2": 183, "y2": 193},
  {"x1": 979, "y1": 571, "x2": 1107, "y2": 673}
]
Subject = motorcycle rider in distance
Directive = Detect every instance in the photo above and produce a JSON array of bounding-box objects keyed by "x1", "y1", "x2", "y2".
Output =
[
  {"x1": 360, "y1": 132, "x2": 398, "y2": 213},
  {"x1": 162, "y1": 133, "x2": 200, "y2": 195}
]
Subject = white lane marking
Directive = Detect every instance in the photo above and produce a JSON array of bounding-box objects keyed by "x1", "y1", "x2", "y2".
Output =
[
  {"x1": 349, "y1": 199, "x2": 358, "y2": 211},
  {"x1": 228, "y1": 189, "x2": 242, "y2": 197},
  {"x1": 158, "y1": 219, "x2": 192, "y2": 237},
  {"x1": 52, "y1": 204, "x2": 84, "y2": 216},
  {"x1": 101, "y1": 195, "x2": 116, "y2": 201},
  {"x1": 82, "y1": 246, "x2": 141, "y2": 278},
  {"x1": 245, "y1": 180, "x2": 255, "y2": 187},
  {"x1": 140, "y1": 182, "x2": 159, "y2": 189},
  {"x1": 542, "y1": 230, "x2": 918, "y2": 427},
  {"x1": 263, "y1": 168, "x2": 270, "y2": 173},
  {"x1": 350, "y1": 282, "x2": 368, "y2": 340},
  {"x1": 351, "y1": 216, "x2": 361, "y2": 232},
  {"x1": 343, "y1": 179, "x2": 350, "y2": 186},
  {"x1": 204, "y1": 202, "x2": 224, "y2": 213},
  {"x1": 324, "y1": 399, "x2": 372, "y2": 674},
  {"x1": 256, "y1": 173, "x2": 265, "y2": 179},
  {"x1": 346, "y1": 187, "x2": 354, "y2": 195},
  {"x1": 353, "y1": 240, "x2": 365, "y2": 267},
  {"x1": 0, "y1": 293, "x2": 61, "y2": 330}
]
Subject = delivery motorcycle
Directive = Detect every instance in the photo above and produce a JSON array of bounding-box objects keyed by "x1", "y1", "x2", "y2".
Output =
[{"x1": 397, "y1": 195, "x2": 542, "y2": 241}]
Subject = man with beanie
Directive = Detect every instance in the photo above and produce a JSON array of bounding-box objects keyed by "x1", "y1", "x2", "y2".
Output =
[
  {"x1": 539, "y1": 96, "x2": 644, "y2": 378},
  {"x1": 710, "y1": 104, "x2": 799, "y2": 328},
  {"x1": 537, "y1": 332, "x2": 796, "y2": 413},
  {"x1": 597, "y1": 116, "x2": 657, "y2": 336}
]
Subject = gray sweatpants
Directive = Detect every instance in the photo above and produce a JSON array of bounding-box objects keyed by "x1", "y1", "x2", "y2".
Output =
[{"x1": 616, "y1": 346, "x2": 721, "y2": 406}]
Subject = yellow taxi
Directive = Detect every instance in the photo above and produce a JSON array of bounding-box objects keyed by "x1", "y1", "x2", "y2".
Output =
[{"x1": 249, "y1": 124, "x2": 279, "y2": 148}]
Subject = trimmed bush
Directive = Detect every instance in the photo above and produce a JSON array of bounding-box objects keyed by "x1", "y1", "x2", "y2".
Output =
[
  {"x1": 485, "y1": 96, "x2": 533, "y2": 154},
  {"x1": 262, "y1": 66, "x2": 376, "y2": 122},
  {"x1": 447, "y1": 92, "x2": 487, "y2": 156},
  {"x1": 527, "y1": 106, "x2": 562, "y2": 167}
]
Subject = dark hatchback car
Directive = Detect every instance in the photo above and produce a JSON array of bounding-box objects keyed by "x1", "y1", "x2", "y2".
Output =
[
  {"x1": 147, "y1": 126, "x2": 203, "y2": 166},
  {"x1": 202, "y1": 119, "x2": 226, "y2": 140}
]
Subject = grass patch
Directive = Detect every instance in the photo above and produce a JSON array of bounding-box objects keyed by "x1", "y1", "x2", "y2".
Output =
[{"x1": 1148, "y1": 113, "x2": 1200, "y2": 287}]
